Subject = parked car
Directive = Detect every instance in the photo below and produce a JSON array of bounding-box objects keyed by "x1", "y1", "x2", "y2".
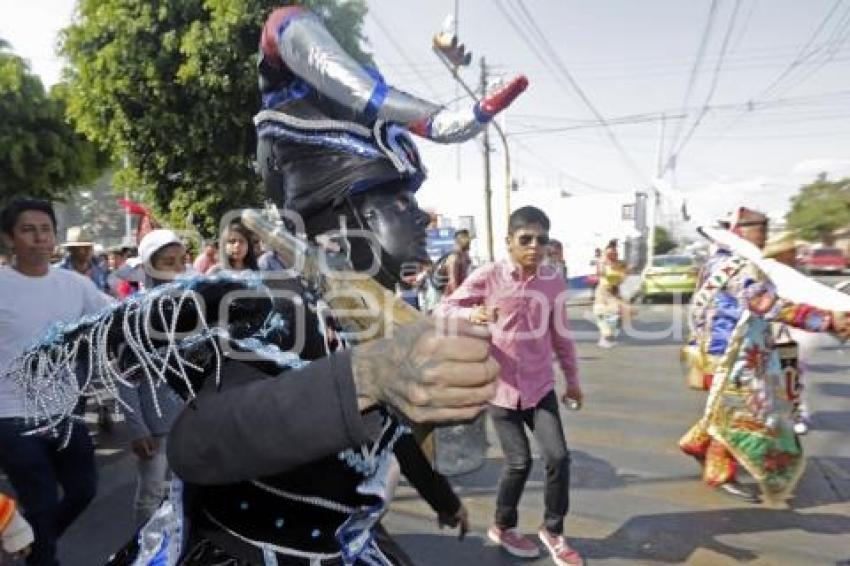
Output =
[
  {"x1": 640, "y1": 254, "x2": 699, "y2": 301},
  {"x1": 796, "y1": 247, "x2": 846, "y2": 274}
]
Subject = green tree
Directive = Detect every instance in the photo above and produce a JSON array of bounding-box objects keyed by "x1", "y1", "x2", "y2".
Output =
[
  {"x1": 0, "y1": 41, "x2": 104, "y2": 207},
  {"x1": 786, "y1": 173, "x2": 850, "y2": 244},
  {"x1": 61, "y1": 0, "x2": 369, "y2": 236},
  {"x1": 654, "y1": 225, "x2": 677, "y2": 255}
]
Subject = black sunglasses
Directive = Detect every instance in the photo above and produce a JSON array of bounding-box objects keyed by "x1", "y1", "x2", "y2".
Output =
[{"x1": 517, "y1": 234, "x2": 550, "y2": 247}]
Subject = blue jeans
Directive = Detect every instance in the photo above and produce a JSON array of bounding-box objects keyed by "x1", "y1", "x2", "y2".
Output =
[{"x1": 0, "y1": 419, "x2": 97, "y2": 565}]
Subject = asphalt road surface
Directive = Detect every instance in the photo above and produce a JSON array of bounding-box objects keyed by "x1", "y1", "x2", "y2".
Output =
[{"x1": 3, "y1": 298, "x2": 849, "y2": 565}]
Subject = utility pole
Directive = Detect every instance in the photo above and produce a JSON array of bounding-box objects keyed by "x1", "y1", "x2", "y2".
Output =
[
  {"x1": 647, "y1": 113, "x2": 666, "y2": 268},
  {"x1": 481, "y1": 56, "x2": 494, "y2": 261},
  {"x1": 122, "y1": 157, "x2": 132, "y2": 244},
  {"x1": 432, "y1": 26, "x2": 507, "y2": 262},
  {"x1": 454, "y1": 0, "x2": 461, "y2": 181}
]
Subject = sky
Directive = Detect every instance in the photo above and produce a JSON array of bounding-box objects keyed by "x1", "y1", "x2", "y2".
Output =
[{"x1": 3, "y1": 0, "x2": 850, "y2": 262}]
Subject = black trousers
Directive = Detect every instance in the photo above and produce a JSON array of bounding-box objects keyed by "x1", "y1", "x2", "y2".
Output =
[
  {"x1": 0, "y1": 419, "x2": 97, "y2": 566},
  {"x1": 489, "y1": 391, "x2": 571, "y2": 535}
]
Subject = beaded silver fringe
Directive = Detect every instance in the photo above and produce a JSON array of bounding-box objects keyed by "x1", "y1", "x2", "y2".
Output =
[{"x1": 7, "y1": 273, "x2": 307, "y2": 445}]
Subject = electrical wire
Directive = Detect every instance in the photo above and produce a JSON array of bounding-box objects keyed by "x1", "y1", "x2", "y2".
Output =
[
  {"x1": 667, "y1": 0, "x2": 720, "y2": 157},
  {"x1": 664, "y1": 0, "x2": 742, "y2": 173},
  {"x1": 501, "y1": 0, "x2": 651, "y2": 185},
  {"x1": 511, "y1": 137, "x2": 620, "y2": 193},
  {"x1": 509, "y1": 113, "x2": 686, "y2": 137},
  {"x1": 368, "y1": 9, "x2": 445, "y2": 101},
  {"x1": 701, "y1": 0, "x2": 850, "y2": 150},
  {"x1": 758, "y1": 0, "x2": 845, "y2": 100},
  {"x1": 765, "y1": 4, "x2": 850, "y2": 101}
]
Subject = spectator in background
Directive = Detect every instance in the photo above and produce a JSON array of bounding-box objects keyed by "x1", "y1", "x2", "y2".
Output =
[
  {"x1": 0, "y1": 253, "x2": 8, "y2": 266},
  {"x1": 94, "y1": 244, "x2": 108, "y2": 272},
  {"x1": 117, "y1": 229, "x2": 186, "y2": 527},
  {"x1": 58, "y1": 226, "x2": 109, "y2": 292},
  {"x1": 106, "y1": 246, "x2": 127, "y2": 273},
  {"x1": 0, "y1": 198, "x2": 111, "y2": 565},
  {"x1": 257, "y1": 227, "x2": 289, "y2": 272},
  {"x1": 443, "y1": 229, "x2": 473, "y2": 297},
  {"x1": 545, "y1": 238, "x2": 568, "y2": 283},
  {"x1": 257, "y1": 248, "x2": 288, "y2": 271},
  {"x1": 106, "y1": 245, "x2": 138, "y2": 299},
  {"x1": 396, "y1": 261, "x2": 430, "y2": 310},
  {"x1": 192, "y1": 240, "x2": 218, "y2": 274},
  {"x1": 589, "y1": 247, "x2": 603, "y2": 290},
  {"x1": 251, "y1": 233, "x2": 264, "y2": 260},
  {"x1": 210, "y1": 220, "x2": 259, "y2": 273}
]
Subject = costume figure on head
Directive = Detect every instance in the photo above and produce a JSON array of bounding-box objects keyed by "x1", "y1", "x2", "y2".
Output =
[
  {"x1": 255, "y1": 6, "x2": 526, "y2": 288},
  {"x1": 679, "y1": 207, "x2": 850, "y2": 503}
]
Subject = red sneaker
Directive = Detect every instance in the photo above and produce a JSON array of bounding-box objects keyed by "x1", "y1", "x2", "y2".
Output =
[
  {"x1": 487, "y1": 525, "x2": 540, "y2": 558},
  {"x1": 538, "y1": 530, "x2": 584, "y2": 566}
]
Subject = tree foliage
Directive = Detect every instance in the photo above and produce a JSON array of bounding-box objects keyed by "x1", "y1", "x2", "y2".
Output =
[
  {"x1": 786, "y1": 173, "x2": 850, "y2": 243},
  {"x1": 55, "y1": 172, "x2": 131, "y2": 246},
  {"x1": 654, "y1": 225, "x2": 677, "y2": 255},
  {"x1": 0, "y1": 40, "x2": 104, "y2": 208},
  {"x1": 61, "y1": 0, "x2": 370, "y2": 236}
]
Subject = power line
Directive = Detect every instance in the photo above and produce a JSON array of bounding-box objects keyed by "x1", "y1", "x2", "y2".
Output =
[
  {"x1": 727, "y1": 0, "x2": 758, "y2": 54},
  {"x1": 511, "y1": 137, "x2": 619, "y2": 193},
  {"x1": 765, "y1": 4, "x2": 850, "y2": 101},
  {"x1": 490, "y1": 0, "x2": 560, "y2": 78},
  {"x1": 502, "y1": 0, "x2": 650, "y2": 185},
  {"x1": 665, "y1": 0, "x2": 742, "y2": 172},
  {"x1": 758, "y1": 0, "x2": 845, "y2": 100},
  {"x1": 368, "y1": 9, "x2": 444, "y2": 101},
  {"x1": 509, "y1": 113, "x2": 686, "y2": 137},
  {"x1": 510, "y1": 88, "x2": 850, "y2": 130},
  {"x1": 701, "y1": 0, "x2": 850, "y2": 149},
  {"x1": 666, "y1": 0, "x2": 720, "y2": 163}
]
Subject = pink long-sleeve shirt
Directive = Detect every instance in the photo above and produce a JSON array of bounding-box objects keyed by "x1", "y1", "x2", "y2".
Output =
[{"x1": 436, "y1": 259, "x2": 579, "y2": 410}]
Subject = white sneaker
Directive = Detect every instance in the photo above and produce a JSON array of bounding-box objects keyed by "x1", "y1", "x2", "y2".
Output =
[
  {"x1": 538, "y1": 530, "x2": 584, "y2": 565},
  {"x1": 597, "y1": 337, "x2": 614, "y2": 348},
  {"x1": 793, "y1": 421, "x2": 809, "y2": 435}
]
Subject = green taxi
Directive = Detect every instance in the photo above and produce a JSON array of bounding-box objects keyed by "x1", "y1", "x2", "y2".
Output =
[{"x1": 640, "y1": 254, "x2": 699, "y2": 300}]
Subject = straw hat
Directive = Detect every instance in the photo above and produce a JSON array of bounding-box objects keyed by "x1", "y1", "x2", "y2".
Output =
[
  {"x1": 62, "y1": 226, "x2": 94, "y2": 247},
  {"x1": 763, "y1": 231, "x2": 797, "y2": 258}
]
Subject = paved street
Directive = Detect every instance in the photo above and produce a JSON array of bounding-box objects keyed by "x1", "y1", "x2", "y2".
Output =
[
  {"x1": 387, "y1": 302, "x2": 850, "y2": 565},
  {"x1": 4, "y1": 300, "x2": 849, "y2": 565}
]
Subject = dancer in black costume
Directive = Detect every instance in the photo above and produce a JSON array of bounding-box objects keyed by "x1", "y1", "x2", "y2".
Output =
[{"x1": 11, "y1": 6, "x2": 527, "y2": 564}]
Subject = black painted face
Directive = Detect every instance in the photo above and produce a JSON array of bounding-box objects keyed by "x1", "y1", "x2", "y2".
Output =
[{"x1": 356, "y1": 188, "x2": 430, "y2": 268}]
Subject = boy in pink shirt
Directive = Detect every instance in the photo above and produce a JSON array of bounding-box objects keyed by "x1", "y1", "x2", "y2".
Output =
[{"x1": 437, "y1": 206, "x2": 583, "y2": 565}]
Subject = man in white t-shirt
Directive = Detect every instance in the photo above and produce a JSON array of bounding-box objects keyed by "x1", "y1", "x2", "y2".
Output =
[{"x1": 0, "y1": 198, "x2": 112, "y2": 566}]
